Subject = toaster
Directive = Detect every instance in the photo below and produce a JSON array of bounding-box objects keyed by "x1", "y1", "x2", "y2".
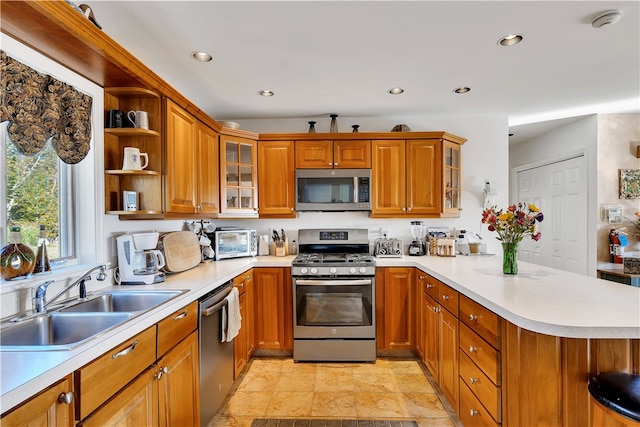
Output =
[{"x1": 374, "y1": 238, "x2": 403, "y2": 258}]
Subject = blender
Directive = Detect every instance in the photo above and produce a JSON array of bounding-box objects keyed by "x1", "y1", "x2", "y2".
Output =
[{"x1": 408, "y1": 221, "x2": 426, "y2": 256}]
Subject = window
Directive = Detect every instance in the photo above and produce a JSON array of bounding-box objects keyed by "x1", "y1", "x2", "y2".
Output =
[
  {"x1": 3, "y1": 136, "x2": 74, "y2": 264},
  {"x1": 1, "y1": 35, "x2": 104, "y2": 285}
]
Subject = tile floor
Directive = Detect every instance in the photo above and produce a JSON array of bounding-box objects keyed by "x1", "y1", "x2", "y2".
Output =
[{"x1": 208, "y1": 358, "x2": 460, "y2": 427}]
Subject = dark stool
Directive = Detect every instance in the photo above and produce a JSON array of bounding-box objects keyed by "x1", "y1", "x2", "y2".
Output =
[{"x1": 588, "y1": 372, "x2": 640, "y2": 425}]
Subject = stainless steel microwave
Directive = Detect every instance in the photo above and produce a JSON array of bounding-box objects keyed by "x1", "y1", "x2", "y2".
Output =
[{"x1": 295, "y1": 169, "x2": 371, "y2": 211}]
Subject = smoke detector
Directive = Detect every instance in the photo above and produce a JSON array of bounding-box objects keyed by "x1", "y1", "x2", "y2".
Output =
[{"x1": 592, "y1": 10, "x2": 623, "y2": 28}]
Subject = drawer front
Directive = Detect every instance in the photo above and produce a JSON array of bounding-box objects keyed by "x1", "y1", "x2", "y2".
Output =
[
  {"x1": 438, "y1": 283, "x2": 459, "y2": 316},
  {"x1": 459, "y1": 322, "x2": 500, "y2": 385},
  {"x1": 157, "y1": 301, "x2": 198, "y2": 357},
  {"x1": 234, "y1": 270, "x2": 252, "y2": 296},
  {"x1": 459, "y1": 381, "x2": 499, "y2": 427},
  {"x1": 460, "y1": 295, "x2": 500, "y2": 349},
  {"x1": 76, "y1": 326, "x2": 156, "y2": 420},
  {"x1": 419, "y1": 272, "x2": 439, "y2": 300},
  {"x1": 460, "y1": 351, "x2": 501, "y2": 421}
]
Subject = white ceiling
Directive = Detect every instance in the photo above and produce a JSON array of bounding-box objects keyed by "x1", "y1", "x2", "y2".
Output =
[{"x1": 84, "y1": 1, "x2": 639, "y2": 143}]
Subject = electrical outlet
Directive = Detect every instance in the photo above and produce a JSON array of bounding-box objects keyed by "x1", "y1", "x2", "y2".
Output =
[{"x1": 602, "y1": 205, "x2": 623, "y2": 224}]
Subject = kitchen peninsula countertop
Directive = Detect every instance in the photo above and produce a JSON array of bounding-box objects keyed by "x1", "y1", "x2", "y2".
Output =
[{"x1": 2, "y1": 254, "x2": 639, "y2": 413}]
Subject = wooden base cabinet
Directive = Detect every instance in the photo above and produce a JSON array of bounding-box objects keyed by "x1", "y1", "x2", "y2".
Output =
[
  {"x1": 1, "y1": 375, "x2": 75, "y2": 427},
  {"x1": 254, "y1": 268, "x2": 293, "y2": 350},
  {"x1": 157, "y1": 331, "x2": 200, "y2": 427},
  {"x1": 234, "y1": 269, "x2": 254, "y2": 378},
  {"x1": 77, "y1": 368, "x2": 158, "y2": 427},
  {"x1": 379, "y1": 267, "x2": 415, "y2": 350},
  {"x1": 413, "y1": 271, "x2": 459, "y2": 410}
]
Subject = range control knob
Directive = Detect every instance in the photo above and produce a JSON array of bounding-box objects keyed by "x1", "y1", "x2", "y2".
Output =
[
  {"x1": 329, "y1": 267, "x2": 337, "y2": 274},
  {"x1": 310, "y1": 267, "x2": 318, "y2": 275},
  {"x1": 359, "y1": 267, "x2": 368, "y2": 274},
  {"x1": 300, "y1": 267, "x2": 308, "y2": 275},
  {"x1": 349, "y1": 267, "x2": 357, "y2": 274}
]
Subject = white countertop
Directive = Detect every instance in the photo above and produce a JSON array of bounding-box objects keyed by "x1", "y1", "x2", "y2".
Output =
[{"x1": 2, "y1": 254, "x2": 639, "y2": 413}]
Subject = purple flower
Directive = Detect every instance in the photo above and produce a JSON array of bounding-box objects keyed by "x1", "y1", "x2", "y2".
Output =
[{"x1": 536, "y1": 212, "x2": 544, "y2": 222}]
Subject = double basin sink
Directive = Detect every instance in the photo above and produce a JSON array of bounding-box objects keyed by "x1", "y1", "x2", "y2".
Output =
[{"x1": 0, "y1": 290, "x2": 187, "y2": 351}]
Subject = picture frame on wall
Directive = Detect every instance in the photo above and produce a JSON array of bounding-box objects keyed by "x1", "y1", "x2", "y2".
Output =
[{"x1": 619, "y1": 169, "x2": 640, "y2": 199}]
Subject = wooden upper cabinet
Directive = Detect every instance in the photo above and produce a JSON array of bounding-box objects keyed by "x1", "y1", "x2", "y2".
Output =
[
  {"x1": 333, "y1": 140, "x2": 371, "y2": 168},
  {"x1": 165, "y1": 98, "x2": 198, "y2": 214},
  {"x1": 372, "y1": 137, "x2": 462, "y2": 218},
  {"x1": 295, "y1": 140, "x2": 371, "y2": 168},
  {"x1": 197, "y1": 122, "x2": 220, "y2": 215},
  {"x1": 407, "y1": 139, "x2": 441, "y2": 215},
  {"x1": 220, "y1": 135, "x2": 259, "y2": 217},
  {"x1": 371, "y1": 140, "x2": 406, "y2": 216},
  {"x1": 258, "y1": 141, "x2": 296, "y2": 218},
  {"x1": 165, "y1": 100, "x2": 220, "y2": 217}
]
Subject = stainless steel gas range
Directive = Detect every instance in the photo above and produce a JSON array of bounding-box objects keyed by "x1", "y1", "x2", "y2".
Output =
[{"x1": 292, "y1": 228, "x2": 376, "y2": 362}]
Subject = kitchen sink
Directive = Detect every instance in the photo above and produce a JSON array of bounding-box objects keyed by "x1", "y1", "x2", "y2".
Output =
[
  {"x1": 1, "y1": 290, "x2": 187, "y2": 351},
  {"x1": 0, "y1": 312, "x2": 134, "y2": 350},
  {"x1": 60, "y1": 290, "x2": 186, "y2": 313}
]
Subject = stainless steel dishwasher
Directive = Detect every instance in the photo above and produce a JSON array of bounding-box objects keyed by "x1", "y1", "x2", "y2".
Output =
[{"x1": 198, "y1": 281, "x2": 234, "y2": 427}]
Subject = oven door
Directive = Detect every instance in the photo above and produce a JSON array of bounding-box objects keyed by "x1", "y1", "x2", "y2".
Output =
[{"x1": 293, "y1": 278, "x2": 375, "y2": 339}]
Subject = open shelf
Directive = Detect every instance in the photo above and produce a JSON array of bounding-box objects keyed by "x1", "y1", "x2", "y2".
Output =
[
  {"x1": 105, "y1": 170, "x2": 161, "y2": 176},
  {"x1": 105, "y1": 128, "x2": 161, "y2": 138}
]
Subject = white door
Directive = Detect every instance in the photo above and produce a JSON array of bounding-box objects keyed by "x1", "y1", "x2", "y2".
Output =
[{"x1": 516, "y1": 155, "x2": 587, "y2": 275}]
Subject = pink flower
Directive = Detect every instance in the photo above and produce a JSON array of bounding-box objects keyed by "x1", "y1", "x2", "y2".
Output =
[
  {"x1": 532, "y1": 232, "x2": 542, "y2": 241},
  {"x1": 488, "y1": 225, "x2": 496, "y2": 232},
  {"x1": 508, "y1": 205, "x2": 516, "y2": 212}
]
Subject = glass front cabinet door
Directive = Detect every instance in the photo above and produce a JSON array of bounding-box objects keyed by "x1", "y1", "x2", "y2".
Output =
[
  {"x1": 443, "y1": 141, "x2": 461, "y2": 215},
  {"x1": 220, "y1": 135, "x2": 258, "y2": 217}
]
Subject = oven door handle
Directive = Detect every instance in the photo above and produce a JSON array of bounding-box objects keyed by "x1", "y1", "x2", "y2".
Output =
[{"x1": 295, "y1": 279, "x2": 372, "y2": 286}]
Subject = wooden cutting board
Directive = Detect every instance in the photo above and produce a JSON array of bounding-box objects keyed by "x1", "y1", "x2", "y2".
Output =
[{"x1": 160, "y1": 231, "x2": 201, "y2": 272}]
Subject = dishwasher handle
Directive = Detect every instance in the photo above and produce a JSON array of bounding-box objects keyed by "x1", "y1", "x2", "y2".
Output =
[{"x1": 201, "y1": 285, "x2": 233, "y2": 317}]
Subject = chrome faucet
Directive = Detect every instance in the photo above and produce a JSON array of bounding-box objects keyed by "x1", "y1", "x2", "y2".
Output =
[{"x1": 32, "y1": 264, "x2": 107, "y2": 313}]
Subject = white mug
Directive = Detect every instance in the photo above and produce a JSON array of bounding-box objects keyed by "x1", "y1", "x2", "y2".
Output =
[
  {"x1": 127, "y1": 110, "x2": 149, "y2": 129},
  {"x1": 122, "y1": 147, "x2": 149, "y2": 170}
]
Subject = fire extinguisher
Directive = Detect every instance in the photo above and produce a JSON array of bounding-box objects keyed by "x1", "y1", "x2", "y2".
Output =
[{"x1": 609, "y1": 228, "x2": 628, "y2": 264}]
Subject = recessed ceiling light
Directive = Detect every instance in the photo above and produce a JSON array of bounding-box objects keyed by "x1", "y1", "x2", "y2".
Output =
[
  {"x1": 498, "y1": 34, "x2": 524, "y2": 47},
  {"x1": 453, "y1": 86, "x2": 471, "y2": 94},
  {"x1": 258, "y1": 90, "x2": 274, "y2": 97},
  {"x1": 191, "y1": 51, "x2": 212, "y2": 62},
  {"x1": 591, "y1": 10, "x2": 623, "y2": 28},
  {"x1": 388, "y1": 87, "x2": 404, "y2": 95}
]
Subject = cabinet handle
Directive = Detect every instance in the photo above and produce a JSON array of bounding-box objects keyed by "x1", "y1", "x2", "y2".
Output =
[
  {"x1": 238, "y1": 283, "x2": 244, "y2": 288},
  {"x1": 329, "y1": 162, "x2": 333, "y2": 166},
  {"x1": 112, "y1": 340, "x2": 138, "y2": 359},
  {"x1": 154, "y1": 366, "x2": 169, "y2": 380},
  {"x1": 469, "y1": 314, "x2": 478, "y2": 321},
  {"x1": 469, "y1": 409, "x2": 479, "y2": 417},
  {"x1": 173, "y1": 310, "x2": 188, "y2": 321},
  {"x1": 433, "y1": 306, "x2": 440, "y2": 313},
  {"x1": 426, "y1": 283, "x2": 433, "y2": 288},
  {"x1": 58, "y1": 391, "x2": 74, "y2": 405},
  {"x1": 469, "y1": 377, "x2": 478, "y2": 384},
  {"x1": 290, "y1": 207, "x2": 294, "y2": 211},
  {"x1": 442, "y1": 294, "x2": 450, "y2": 300},
  {"x1": 196, "y1": 205, "x2": 202, "y2": 210},
  {"x1": 334, "y1": 162, "x2": 339, "y2": 166},
  {"x1": 469, "y1": 345, "x2": 477, "y2": 353},
  {"x1": 407, "y1": 207, "x2": 412, "y2": 212},
  {"x1": 401, "y1": 207, "x2": 406, "y2": 211}
]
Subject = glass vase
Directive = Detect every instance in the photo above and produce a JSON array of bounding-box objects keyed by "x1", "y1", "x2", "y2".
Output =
[
  {"x1": 502, "y1": 242, "x2": 519, "y2": 275},
  {"x1": 329, "y1": 114, "x2": 338, "y2": 133}
]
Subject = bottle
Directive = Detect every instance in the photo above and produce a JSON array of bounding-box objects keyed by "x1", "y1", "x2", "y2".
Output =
[
  {"x1": 0, "y1": 226, "x2": 36, "y2": 280},
  {"x1": 329, "y1": 114, "x2": 338, "y2": 133},
  {"x1": 289, "y1": 239, "x2": 298, "y2": 255},
  {"x1": 34, "y1": 224, "x2": 51, "y2": 274}
]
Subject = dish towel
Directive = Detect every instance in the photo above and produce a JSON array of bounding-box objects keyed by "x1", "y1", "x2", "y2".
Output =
[{"x1": 221, "y1": 287, "x2": 242, "y2": 343}]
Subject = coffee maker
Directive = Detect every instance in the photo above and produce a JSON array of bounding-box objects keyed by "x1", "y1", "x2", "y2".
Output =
[{"x1": 116, "y1": 232, "x2": 166, "y2": 285}]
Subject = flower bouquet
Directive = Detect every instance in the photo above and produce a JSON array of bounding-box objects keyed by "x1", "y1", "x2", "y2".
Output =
[{"x1": 481, "y1": 203, "x2": 544, "y2": 274}]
